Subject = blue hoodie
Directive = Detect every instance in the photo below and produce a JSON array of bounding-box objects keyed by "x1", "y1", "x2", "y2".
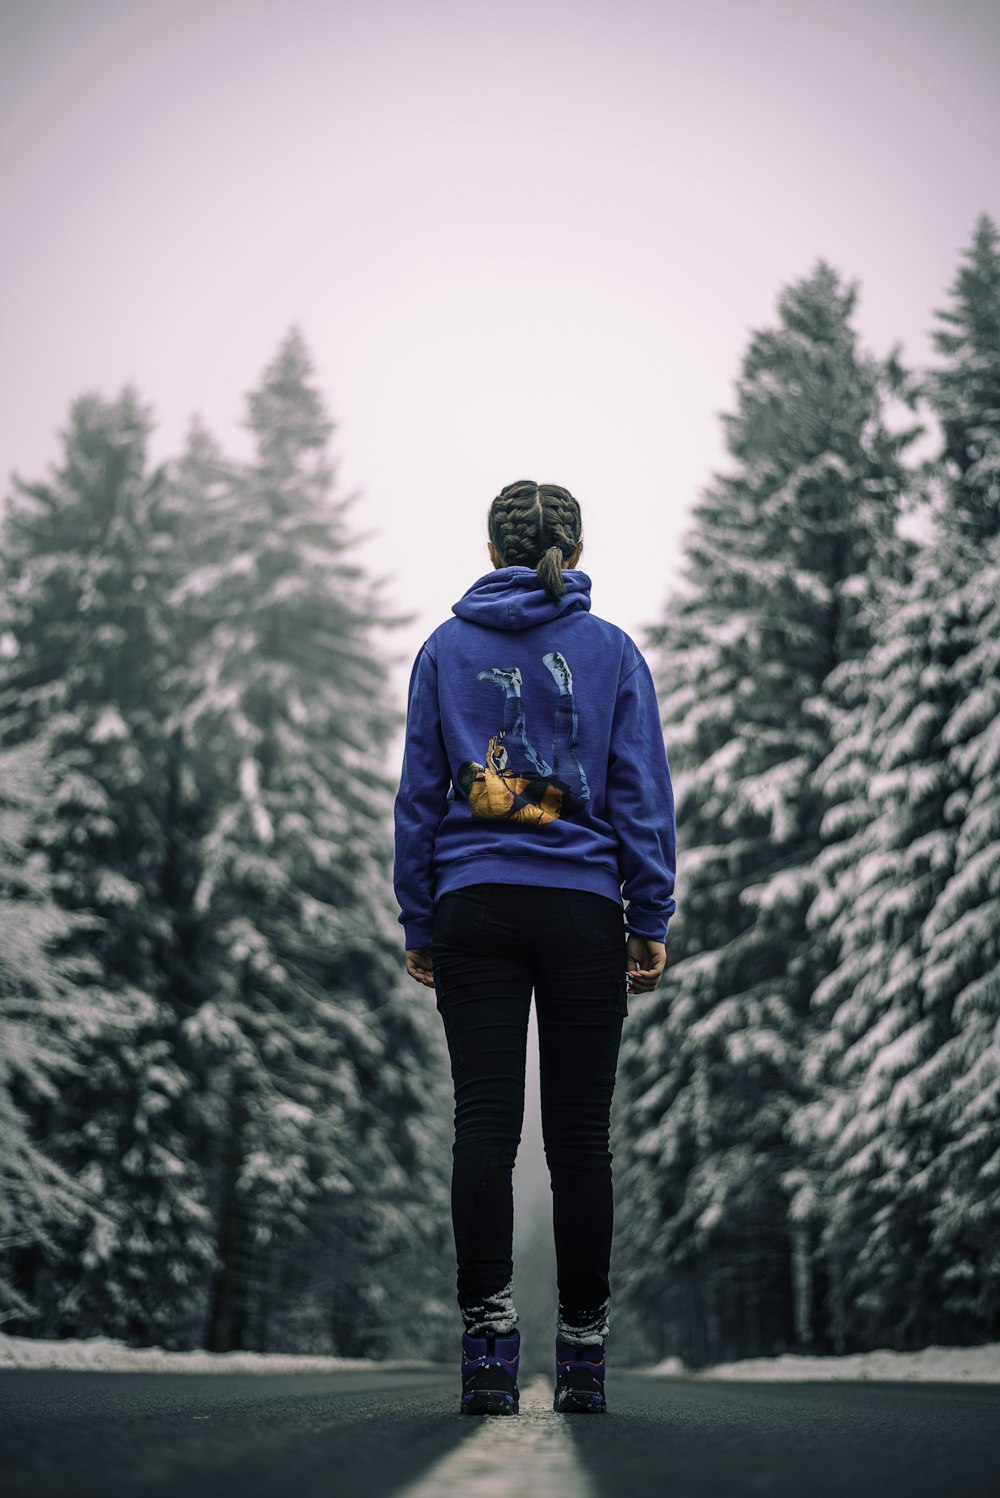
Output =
[{"x1": 393, "y1": 566, "x2": 676, "y2": 949}]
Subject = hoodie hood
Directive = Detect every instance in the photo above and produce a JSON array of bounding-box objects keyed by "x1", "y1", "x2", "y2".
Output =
[{"x1": 452, "y1": 566, "x2": 593, "y2": 632}]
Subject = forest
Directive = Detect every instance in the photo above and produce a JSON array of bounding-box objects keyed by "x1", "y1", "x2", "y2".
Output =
[
  {"x1": 0, "y1": 334, "x2": 454, "y2": 1356},
  {"x1": 616, "y1": 213, "x2": 1000, "y2": 1366},
  {"x1": 1, "y1": 212, "x2": 998, "y2": 1367}
]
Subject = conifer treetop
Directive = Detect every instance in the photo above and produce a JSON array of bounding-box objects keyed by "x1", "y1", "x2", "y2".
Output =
[
  {"x1": 924, "y1": 212, "x2": 1000, "y2": 542},
  {"x1": 244, "y1": 326, "x2": 335, "y2": 481}
]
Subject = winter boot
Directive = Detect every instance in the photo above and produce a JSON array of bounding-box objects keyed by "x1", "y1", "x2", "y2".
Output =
[
  {"x1": 460, "y1": 1327, "x2": 520, "y2": 1415},
  {"x1": 554, "y1": 1334, "x2": 607, "y2": 1413}
]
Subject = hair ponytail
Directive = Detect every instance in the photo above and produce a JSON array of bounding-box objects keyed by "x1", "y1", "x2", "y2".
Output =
[{"x1": 536, "y1": 544, "x2": 566, "y2": 599}]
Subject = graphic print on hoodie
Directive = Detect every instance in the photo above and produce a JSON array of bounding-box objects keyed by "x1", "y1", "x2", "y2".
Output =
[
  {"x1": 393, "y1": 566, "x2": 677, "y2": 950},
  {"x1": 458, "y1": 651, "x2": 590, "y2": 825}
]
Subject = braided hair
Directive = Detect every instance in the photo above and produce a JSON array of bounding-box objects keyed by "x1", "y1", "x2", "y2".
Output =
[{"x1": 488, "y1": 480, "x2": 583, "y2": 602}]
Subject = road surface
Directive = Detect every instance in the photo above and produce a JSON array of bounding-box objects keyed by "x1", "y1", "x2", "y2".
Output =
[{"x1": 1, "y1": 1364, "x2": 997, "y2": 1497}]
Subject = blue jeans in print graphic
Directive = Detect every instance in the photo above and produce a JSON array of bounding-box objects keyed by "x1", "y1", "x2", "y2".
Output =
[{"x1": 501, "y1": 691, "x2": 590, "y2": 807}]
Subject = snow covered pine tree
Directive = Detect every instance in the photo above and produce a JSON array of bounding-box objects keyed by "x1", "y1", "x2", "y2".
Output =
[
  {"x1": 794, "y1": 214, "x2": 1000, "y2": 1351},
  {"x1": 0, "y1": 391, "x2": 215, "y2": 1344},
  {"x1": 164, "y1": 330, "x2": 450, "y2": 1355},
  {"x1": 615, "y1": 261, "x2": 918, "y2": 1366},
  {"x1": 0, "y1": 740, "x2": 120, "y2": 1323}
]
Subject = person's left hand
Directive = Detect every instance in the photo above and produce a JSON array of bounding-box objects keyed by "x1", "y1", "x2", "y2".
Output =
[
  {"x1": 405, "y1": 948, "x2": 435, "y2": 987},
  {"x1": 625, "y1": 934, "x2": 666, "y2": 994}
]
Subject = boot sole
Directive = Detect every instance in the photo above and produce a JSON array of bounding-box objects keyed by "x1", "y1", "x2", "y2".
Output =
[
  {"x1": 554, "y1": 1390, "x2": 607, "y2": 1413},
  {"x1": 461, "y1": 1390, "x2": 519, "y2": 1415}
]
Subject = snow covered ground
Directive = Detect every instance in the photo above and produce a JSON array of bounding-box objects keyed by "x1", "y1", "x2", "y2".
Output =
[
  {"x1": 647, "y1": 1343, "x2": 1000, "y2": 1383},
  {"x1": 2, "y1": 1331, "x2": 999, "y2": 1382},
  {"x1": 0, "y1": 1332, "x2": 434, "y2": 1374}
]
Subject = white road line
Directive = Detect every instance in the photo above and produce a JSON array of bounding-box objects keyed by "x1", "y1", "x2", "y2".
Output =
[{"x1": 396, "y1": 1374, "x2": 599, "y2": 1498}]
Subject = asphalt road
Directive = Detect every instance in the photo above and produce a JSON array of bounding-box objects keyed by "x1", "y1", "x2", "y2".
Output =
[{"x1": 1, "y1": 1365, "x2": 998, "y2": 1498}]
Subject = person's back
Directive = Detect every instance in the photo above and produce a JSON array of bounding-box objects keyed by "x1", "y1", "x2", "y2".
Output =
[
  {"x1": 395, "y1": 565, "x2": 674, "y2": 945},
  {"x1": 393, "y1": 479, "x2": 676, "y2": 1416}
]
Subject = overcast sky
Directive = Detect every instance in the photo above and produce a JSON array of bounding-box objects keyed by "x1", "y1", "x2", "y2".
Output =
[{"x1": 2, "y1": 0, "x2": 998, "y2": 680}]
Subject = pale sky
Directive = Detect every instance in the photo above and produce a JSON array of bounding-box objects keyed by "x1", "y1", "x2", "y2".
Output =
[{"x1": 2, "y1": 0, "x2": 998, "y2": 683}]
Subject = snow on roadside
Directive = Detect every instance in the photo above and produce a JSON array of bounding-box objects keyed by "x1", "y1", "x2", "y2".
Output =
[
  {"x1": 645, "y1": 1342, "x2": 1000, "y2": 1383},
  {"x1": 0, "y1": 1332, "x2": 435, "y2": 1374},
  {"x1": 4, "y1": 1332, "x2": 999, "y2": 1383}
]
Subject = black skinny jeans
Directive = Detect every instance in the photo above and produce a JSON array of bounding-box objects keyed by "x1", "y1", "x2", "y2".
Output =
[{"x1": 431, "y1": 882, "x2": 629, "y2": 1343}]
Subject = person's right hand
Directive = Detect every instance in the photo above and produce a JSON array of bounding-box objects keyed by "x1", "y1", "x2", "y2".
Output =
[
  {"x1": 405, "y1": 948, "x2": 435, "y2": 988},
  {"x1": 626, "y1": 934, "x2": 666, "y2": 994}
]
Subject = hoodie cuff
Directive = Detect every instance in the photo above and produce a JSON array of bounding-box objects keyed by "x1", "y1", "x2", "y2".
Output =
[
  {"x1": 404, "y1": 922, "x2": 435, "y2": 951},
  {"x1": 624, "y1": 911, "x2": 669, "y2": 943}
]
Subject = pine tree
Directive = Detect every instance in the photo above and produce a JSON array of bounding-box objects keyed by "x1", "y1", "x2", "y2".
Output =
[
  {"x1": 615, "y1": 262, "x2": 918, "y2": 1365},
  {"x1": 165, "y1": 330, "x2": 451, "y2": 1353},
  {"x1": 791, "y1": 545, "x2": 965, "y2": 1350},
  {"x1": 0, "y1": 740, "x2": 116, "y2": 1321},
  {"x1": 926, "y1": 214, "x2": 1000, "y2": 542},
  {"x1": 927, "y1": 543, "x2": 1000, "y2": 1333},
  {"x1": 795, "y1": 216, "x2": 1000, "y2": 1349},
  {"x1": 0, "y1": 392, "x2": 216, "y2": 1343}
]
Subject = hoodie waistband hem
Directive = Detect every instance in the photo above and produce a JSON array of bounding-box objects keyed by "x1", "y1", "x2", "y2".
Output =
[{"x1": 435, "y1": 856, "x2": 622, "y2": 908}]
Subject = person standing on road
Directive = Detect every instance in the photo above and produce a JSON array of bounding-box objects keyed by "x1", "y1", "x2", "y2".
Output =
[{"x1": 393, "y1": 478, "x2": 676, "y2": 1415}]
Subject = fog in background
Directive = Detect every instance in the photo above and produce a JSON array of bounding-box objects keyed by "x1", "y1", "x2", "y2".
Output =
[
  {"x1": 3, "y1": 0, "x2": 998, "y2": 657},
  {"x1": 2, "y1": 0, "x2": 998, "y2": 1354}
]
